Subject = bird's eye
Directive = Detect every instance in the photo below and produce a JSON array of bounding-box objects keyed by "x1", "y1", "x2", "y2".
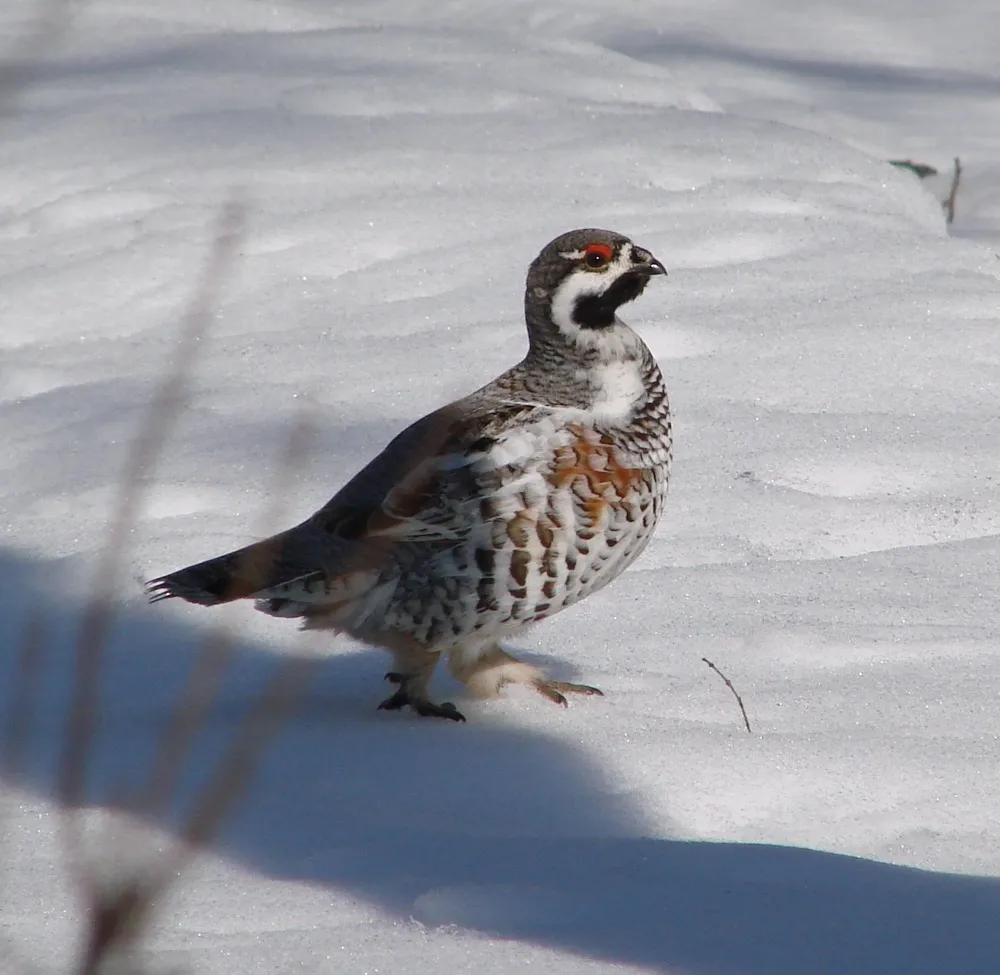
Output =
[{"x1": 583, "y1": 243, "x2": 613, "y2": 268}]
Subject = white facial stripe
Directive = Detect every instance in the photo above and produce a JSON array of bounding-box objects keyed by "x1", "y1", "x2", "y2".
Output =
[
  {"x1": 550, "y1": 246, "x2": 631, "y2": 320},
  {"x1": 548, "y1": 247, "x2": 647, "y2": 360},
  {"x1": 550, "y1": 269, "x2": 601, "y2": 334}
]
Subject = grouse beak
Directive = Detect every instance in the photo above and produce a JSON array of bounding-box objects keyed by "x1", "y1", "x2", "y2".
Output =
[{"x1": 632, "y1": 248, "x2": 667, "y2": 277}]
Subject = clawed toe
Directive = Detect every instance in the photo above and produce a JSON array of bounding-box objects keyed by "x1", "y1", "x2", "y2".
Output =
[
  {"x1": 412, "y1": 700, "x2": 466, "y2": 722},
  {"x1": 377, "y1": 687, "x2": 410, "y2": 711},
  {"x1": 378, "y1": 678, "x2": 466, "y2": 722},
  {"x1": 534, "y1": 683, "x2": 568, "y2": 707},
  {"x1": 558, "y1": 681, "x2": 604, "y2": 697},
  {"x1": 533, "y1": 679, "x2": 604, "y2": 707}
]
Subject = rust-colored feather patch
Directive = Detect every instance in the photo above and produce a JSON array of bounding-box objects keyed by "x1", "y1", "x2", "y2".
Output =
[{"x1": 551, "y1": 423, "x2": 643, "y2": 498}]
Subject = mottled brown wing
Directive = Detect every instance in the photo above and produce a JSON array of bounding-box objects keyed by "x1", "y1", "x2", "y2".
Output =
[
  {"x1": 313, "y1": 399, "x2": 544, "y2": 533},
  {"x1": 146, "y1": 400, "x2": 545, "y2": 605}
]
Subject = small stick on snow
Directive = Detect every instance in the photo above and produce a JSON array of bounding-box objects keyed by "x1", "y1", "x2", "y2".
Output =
[
  {"x1": 944, "y1": 156, "x2": 962, "y2": 225},
  {"x1": 702, "y1": 657, "x2": 752, "y2": 734}
]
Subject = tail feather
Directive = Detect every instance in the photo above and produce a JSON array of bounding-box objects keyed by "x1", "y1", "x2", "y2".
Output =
[{"x1": 146, "y1": 531, "x2": 303, "y2": 606}]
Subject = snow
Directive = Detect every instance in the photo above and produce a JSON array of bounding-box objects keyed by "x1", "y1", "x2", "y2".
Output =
[{"x1": 2, "y1": 0, "x2": 999, "y2": 972}]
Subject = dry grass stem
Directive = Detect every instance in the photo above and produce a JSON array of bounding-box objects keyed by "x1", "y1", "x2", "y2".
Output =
[
  {"x1": 4, "y1": 614, "x2": 49, "y2": 776},
  {"x1": 177, "y1": 654, "x2": 317, "y2": 852},
  {"x1": 58, "y1": 196, "x2": 245, "y2": 817},
  {"x1": 133, "y1": 626, "x2": 239, "y2": 820},
  {"x1": 4, "y1": 11, "x2": 320, "y2": 973},
  {"x1": 138, "y1": 405, "x2": 317, "y2": 819},
  {"x1": 44, "y1": 197, "x2": 247, "y2": 974}
]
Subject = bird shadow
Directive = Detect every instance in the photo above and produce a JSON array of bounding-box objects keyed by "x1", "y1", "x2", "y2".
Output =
[{"x1": 2, "y1": 547, "x2": 998, "y2": 975}]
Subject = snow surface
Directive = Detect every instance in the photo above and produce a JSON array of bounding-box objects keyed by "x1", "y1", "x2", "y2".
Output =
[{"x1": 2, "y1": 0, "x2": 1000, "y2": 972}]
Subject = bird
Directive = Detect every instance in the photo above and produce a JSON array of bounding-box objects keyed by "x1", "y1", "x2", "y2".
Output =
[{"x1": 147, "y1": 228, "x2": 671, "y2": 721}]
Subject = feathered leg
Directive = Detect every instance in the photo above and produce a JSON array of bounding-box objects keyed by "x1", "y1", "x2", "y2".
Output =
[{"x1": 449, "y1": 643, "x2": 602, "y2": 706}]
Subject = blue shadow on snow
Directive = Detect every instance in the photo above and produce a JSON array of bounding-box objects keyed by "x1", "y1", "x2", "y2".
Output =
[{"x1": 2, "y1": 547, "x2": 998, "y2": 975}]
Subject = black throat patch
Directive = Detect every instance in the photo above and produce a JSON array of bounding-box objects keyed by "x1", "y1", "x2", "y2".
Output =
[{"x1": 572, "y1": 271, "x2": 650, "y2": 329}]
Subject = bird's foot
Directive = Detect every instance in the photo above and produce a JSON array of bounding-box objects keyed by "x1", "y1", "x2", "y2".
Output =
[
  {"x1": 532, "y1": 679, "x2": 604, "y2": 708},
  {"x1": 379, "y1": 672, "x2": 466, "y2": 722}
]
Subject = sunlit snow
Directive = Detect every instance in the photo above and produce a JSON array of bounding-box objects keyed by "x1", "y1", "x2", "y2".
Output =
[{"x1": 2, "y1": 1, "x2": 999, "y2": 973}]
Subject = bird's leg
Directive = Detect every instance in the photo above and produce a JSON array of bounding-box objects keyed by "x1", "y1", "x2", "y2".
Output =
[
  {"x1": 450, "y1": 643, "x2": 603, "y2": 707},
  {"x1": 379, "y1": 647, "x2": 465, "y2": 722}
]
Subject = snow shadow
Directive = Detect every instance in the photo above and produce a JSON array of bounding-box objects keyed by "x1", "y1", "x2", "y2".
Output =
[
  {"x1": 610, "y1": 31, "x2": 1000, "y2": 96},
  {"x1": 2, "y1": 547, "x2": 998, "y2": 975}
]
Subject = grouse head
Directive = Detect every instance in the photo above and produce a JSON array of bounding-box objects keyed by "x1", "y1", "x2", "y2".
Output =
[{"x1": 524, "y1": 228, "x2": 666, "y2": 356}]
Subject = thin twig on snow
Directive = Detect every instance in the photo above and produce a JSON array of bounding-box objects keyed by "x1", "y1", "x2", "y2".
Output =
[{"x1": 702, "y1": 657, "x2": 752, "y2": 734}]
